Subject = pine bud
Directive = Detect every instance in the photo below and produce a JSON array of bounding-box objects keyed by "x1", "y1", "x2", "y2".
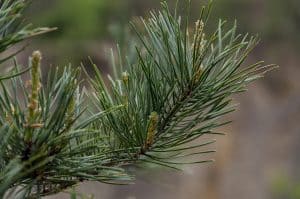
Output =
[
  {"x1": 192, "y1": 20, "x2": 206, "y2": 54},
  {"x1": 10, "y1": 103, "x2": 15, "y2": 115},
  {"x1": 122, "y1": 71, "x2": 129, "y2": 86},
  {"x1": 28, "y1": 51, "x2": 42, "y2": 120},
  {"x1": 193, "y1": 20, "x2": 204, "y2": 44},
  {"x1": 200, "y1": 33, "x2": 206, "y2": 54},
  {"x1": 25, "y1": 51, "x2": 42, "y2": 143},
  {"x1": 195, "y1": 20, "x2": 204, "y2": 33},
  {"x1": 145, "y1": 112, "x2": 159, "y2": 150}
]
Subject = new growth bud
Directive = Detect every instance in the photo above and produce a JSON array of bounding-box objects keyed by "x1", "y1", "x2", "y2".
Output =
[
  {"x1": 144, "y1": 112, "x2": 159, "y2": 150},
  {"x1": 122, "y1": 71, "x2": 129, "y2": 86},
  {"x1": 25, "y1": 51, "x2": 42, "y2": 143},
  {"x1": 28, "y1": 51, "x2": 42, "y2": 120},
  {"x1": 192, "y1": 20, "x2": 206, "y2": 54}
]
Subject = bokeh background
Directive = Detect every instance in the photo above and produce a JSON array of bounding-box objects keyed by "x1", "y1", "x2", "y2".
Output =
[{"x1": 20, "y1": 0, "x2": 300, "y2": 198}]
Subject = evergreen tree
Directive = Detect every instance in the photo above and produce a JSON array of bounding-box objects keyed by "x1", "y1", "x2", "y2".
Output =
[{"x1": 0, "y1": 0, "x2": 276, "y2": 198}]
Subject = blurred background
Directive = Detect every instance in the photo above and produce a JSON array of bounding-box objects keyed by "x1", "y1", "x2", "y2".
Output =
[{"x1": 20, "y1": 0, "x2": 300, "y2": 198}]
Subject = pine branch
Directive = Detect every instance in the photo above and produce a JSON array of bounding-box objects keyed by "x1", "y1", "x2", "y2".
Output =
[
  {"x1": 89, "y1": 1, "x2": 276, "y2": 169},
  {"x1": 0, "y1": 52, "x2": 132, "y2": 198},
  {"x1": 0, "y1": 0, "x2": 55, "y2": 80}
]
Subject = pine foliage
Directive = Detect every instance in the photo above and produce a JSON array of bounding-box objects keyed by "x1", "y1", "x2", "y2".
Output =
[
  {"x1": 88, "y1": 2, "x2": 275, "y2": 168},
  {"x1": 0, "y1": 0, "x2": 53, "y2": 80},
  {"x1": 0, "y1": 0, "x2": 276, "y2": 198},
  {"x1": 0, "y1": 53, "x2": 132, "y2": 198}
]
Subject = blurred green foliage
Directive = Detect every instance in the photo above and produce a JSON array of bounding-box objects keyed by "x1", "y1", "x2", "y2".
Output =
[
  {"x1": 271, "y1": 175, "x2": 300, "y2": 199},
  {"x1": 24, "y1": 0, "x2": 300, "y2": 66},
  {"x1": 26, "y1": 0, "x2": 162, "y2": 65},
  {"x1": 27, "y1": 0, "x2": 163, "y2": 41},
  {"x1": 212, "y1": 0, "x2": 300, "y2": 44},
  {"x1": 30, "y1": 0, "x2": 128, "y2": 40}
]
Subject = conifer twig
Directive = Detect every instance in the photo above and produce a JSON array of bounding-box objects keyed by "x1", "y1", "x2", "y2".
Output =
[
  {"x1": 0, "y1": 0, "x2": 54, "y2": 80},
  {"x1": 89, "y1": 1, "x2": 277, "y2": 169}
]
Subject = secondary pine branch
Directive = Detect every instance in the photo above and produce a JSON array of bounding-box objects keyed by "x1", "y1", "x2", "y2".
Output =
[{"x1": 89, "y1": 1, "x2": 276, "y2": 170}]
